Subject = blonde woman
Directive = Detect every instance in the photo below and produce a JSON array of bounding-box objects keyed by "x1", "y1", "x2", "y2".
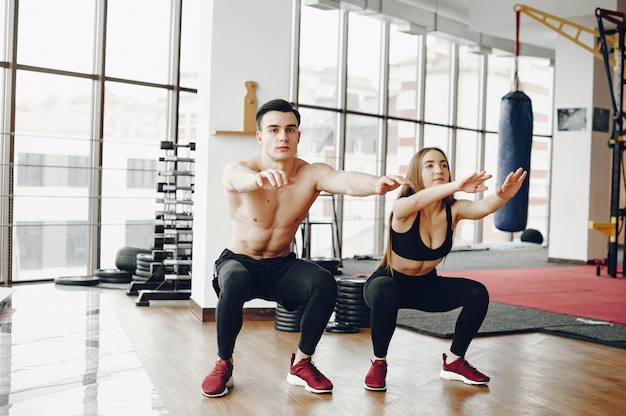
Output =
[{"x1": 363, "y1": 147, "x2": 527, "y2": 390}]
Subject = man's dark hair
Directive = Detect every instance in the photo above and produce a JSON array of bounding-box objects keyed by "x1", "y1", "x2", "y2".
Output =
[{"x1": 255, "y1": 99, "x2": 301, "y2": 130}]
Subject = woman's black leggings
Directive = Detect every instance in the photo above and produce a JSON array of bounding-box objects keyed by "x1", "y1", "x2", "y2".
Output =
[
  {"x1": 212, "y1": 249, "x2": 337, "y2": 359},
  {"x1": 363, "y1": 267, "x2": 489, "y2": 358}
]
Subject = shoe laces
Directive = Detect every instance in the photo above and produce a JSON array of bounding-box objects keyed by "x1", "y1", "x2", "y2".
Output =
[
  {"x1": 297, "y1": 358, "x2": 325, "y2": 381},
  {"x1": 369, "y1": 360, "x2": 386, "y2": 376},
  {"x1": 458, "y1": 359, "x2": 484, "y2": 376},
  {"x1": 209, "y1": 360, "x2": 231, "y2": 378}
]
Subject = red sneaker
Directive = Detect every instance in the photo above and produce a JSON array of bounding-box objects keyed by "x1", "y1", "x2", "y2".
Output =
[
  {"x1": 440, "y1": 353, "x2": 490, "y2": 385},
  {"x1": 201, "y1": 359, "x2": 234, "y2": 397},
  {"x1": 286, "y1": 354, "x2": 333, "y2": 393},
  {"x1": 364, "y1": 359, "x2": 387, "y2": 391}
]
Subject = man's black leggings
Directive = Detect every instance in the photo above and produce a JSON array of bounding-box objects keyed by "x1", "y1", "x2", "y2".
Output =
[
  {"x1": 363, "y1": 267, "x2": 489, "y2": 358},
  {"x1": 213, "y1": 249, "x2": 337, "y2": 359}
]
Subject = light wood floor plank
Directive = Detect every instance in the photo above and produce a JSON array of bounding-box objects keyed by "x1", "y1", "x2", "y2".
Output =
[{"x1": 104, "y1": 288, "x2": 626, "y2": 416}]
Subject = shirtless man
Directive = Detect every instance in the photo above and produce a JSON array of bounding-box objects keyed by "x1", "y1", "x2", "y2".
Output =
[{"x1": 201, "y1": 99, "x2": 410, "y2": 398}]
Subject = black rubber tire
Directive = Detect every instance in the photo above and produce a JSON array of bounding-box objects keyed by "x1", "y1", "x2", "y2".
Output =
[
  {"x1": 334, "y1": 317, "x2": 370, "y2": 328},
  {"x1": 337, "y1": 277, "x2": 367, "y2": 287},
  {"x1": 336, "y1": 307, "x2": 370, "y2": 316},
  {"x1": 115, "y1": 247, "x2": 152, "y2": 272},
  {"x1": 274, "y1": 322, "x2": 301, "y2": 332},
  {"x1": 274, "y1": 316, "x2": 303, "y2": 325},
  {"x1": 94, "y1": 269, "x2": 133, "y2": 283},
  {"x1": 337, "y1": 286, "x2": 364, "y2": 296},
  {"x1": 335, "y1": 309, "x2": 371, "y2": 318},
  {"x1": 275, "y1": 303, "x2": 305, "y2": 331},
  {"x1": 275, "y1": 309, "x2": 305, "y2": 319},
  {"x1": 54, "y1": 275, "x2": 100, "y2": 286},
  {"x1": 337, "y1": 289, "x2": 364, "y2": 298},
  {"x1": 326, "y1": 321, "x2": 359, "y2": 333},
  {"x1": 276, "y1": 303, "x2": 306, "y2": 313},
  {"x1": 135, "y1": 262, "x2": 151, "y2": 272},
  {"x1": 134, "y1": 269, "x2": 151, "y2": 278},
  {"x1": 132, "y1": 274, "x2": 149, "y2": 282},
  {"x1": 336, "y1": 297, "x2": 367, "y2": 306},
  {"x1": 136, "y1": 253, "x2": 153, "y2": 262}
]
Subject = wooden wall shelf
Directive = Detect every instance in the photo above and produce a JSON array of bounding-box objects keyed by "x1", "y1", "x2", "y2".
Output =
[
  {"x1": 212, "y1": 80, "x2": 258, "y2": 137},
  {"x1": 212, "y1": 130, "x2": 256, "y2": 136}
]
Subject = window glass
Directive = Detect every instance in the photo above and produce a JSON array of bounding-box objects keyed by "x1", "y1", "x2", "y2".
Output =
[
  {"x1": 179, "y1": 90, "x2": 199, "y2": 140},
  {"x1": 0, "y1": 68, "x2": 4, "y2": 132},
  {"x1": 106, "y1": 0, "x2": 171, "y2": 83},
  {"x1": 424, "y1": 36, "x2": 452, "y2": 125},
  {"x1": 343, "y1": 114, "x2": 380, "y2": 257},
  {"x1": 12, "y1": 148, "x2": 90, "y2": 280},
  {"x1": 297, "y1": 107, "x2": 337, "y2": 165},
  {"x1": 0, "y1": 0, "x2": 6, "y2": 60},
  {"x1": 518, "y1": 56, "x2": 554, "y2": 136},
  {"x1": 388, "y1": 28, "x2": 420, "y2": 120},
  {"x1": 16, "y1": 153, "x2": 43, "y2": 187},
  {"x1": 527, "y1": 136, "x2": 551, "y2": 244},
  {"x1": 452, "y1": 130, "x2": 479, "y2": 246},
  {"x1": 15, "y1": 222, "x2": 43, "y2": 270},
  {"x1": 180, "y1": 0, "x2": 200, "y2": 89},
  {"x1": 66, "y1": 221, "x2": 88, "y2": 266},
  {"x1": 297, "y1": 107, "x2": 339, "y2": 258},
  {"x1": 11, "y1": 71, "x2": 92, "y2": 281},
  {"x1": 127, "y1": 158, "x2": 157, "y2": 188},
  {"x1": 17, "y1": 0, "x2": 96, "y2": 73},
  {"x1": 298, "y1": 4, "x2": 340, "y2": 107},
  {"x1": 486, "y1": 55, "x2": 514, "y2": 132},
  {"x1": 387, "y1": 119, "x2": 418, "y2": 177},
  {"x1": 100, "y1": 82, "x2": 167, "y2": 265},
  {"x1": 126, "y1": 219, "x2": 154, "y2": 248},
  {"x1": 346, "y1": 13, "x2": 382, "y2": 113},
  {"x1": 384, "y1": 119, "x2": 418, "y2": 244},
  {"x1": 14, "y1": 71, "x2": 93, "y2": 136},
  {"x1": 457, "y1": 45, "x2": 482, "y2": 129},
  {"x1": 2, "y1": 1, "x2": 194, "y2": 283},
  {"x1": 481, "y1": 132, "x2": 507, "y2": 242},
  {"x1": 17, "y1": 154, "x2": 88, "y2": 188},
  {"x1": 423, "y1": 124, "x2": 450, "y2": 153}
]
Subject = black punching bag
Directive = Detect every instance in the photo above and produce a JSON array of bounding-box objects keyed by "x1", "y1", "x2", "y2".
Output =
[{"x1": 494, "y1": 90, "x2": 532, "y2": 232}]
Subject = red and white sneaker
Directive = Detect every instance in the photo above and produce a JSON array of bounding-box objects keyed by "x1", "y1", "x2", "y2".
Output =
[
  {"x1": 201, "y1": 358, "x2": 234, "y2": 397},
  {"x1": 440, "y1": 353, "x2": 490, "y2": 385},
  {"x1": 286, "y1": 353, "x2": 333, "y2": 393},
  {"x1": 364, "y1": 359, "x2": 387, "y2": 391}
]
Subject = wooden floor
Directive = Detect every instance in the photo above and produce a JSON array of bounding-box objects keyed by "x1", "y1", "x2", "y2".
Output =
[{"x1": 104, "y1": 287, "x2": 626, "y2": 416}]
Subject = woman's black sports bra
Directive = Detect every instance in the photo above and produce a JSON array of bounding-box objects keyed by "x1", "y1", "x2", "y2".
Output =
[{"x1": 390, "y1": 203, "x2": 454, "y2": 261}]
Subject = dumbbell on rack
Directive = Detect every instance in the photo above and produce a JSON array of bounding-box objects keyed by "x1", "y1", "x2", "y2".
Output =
[{"x1": 160, "y1": 140, "x2": 196, "y2": 150}]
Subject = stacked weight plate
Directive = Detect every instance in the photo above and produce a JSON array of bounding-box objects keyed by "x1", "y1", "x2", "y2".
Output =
[
  {"x1": 335, "y1": 276, "x2": 370, "y2": 328},
  {"x1": 134, "y1": 252, "x2": 154, "y2": 282},
  {"x1": 275, "y1": 303, "x2": 307, "y2": 332}
]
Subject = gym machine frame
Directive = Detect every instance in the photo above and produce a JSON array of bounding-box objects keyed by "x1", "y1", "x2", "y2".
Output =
[{"x1": 516, "y1": 4, "x2": 626, "y2": 277}]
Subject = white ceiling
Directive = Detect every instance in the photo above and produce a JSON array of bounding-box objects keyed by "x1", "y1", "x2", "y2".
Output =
[
  {"x1": 307, "y1": 0, "x2": 625, "y2": 58},
  {"x1": 432, "y1": 0, "x2": 624, "y2": 50}
]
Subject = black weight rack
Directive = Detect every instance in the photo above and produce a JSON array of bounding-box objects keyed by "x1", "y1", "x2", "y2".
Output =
[{"x1": 128, "y1": 140, "x2": 195, "y2": 306}]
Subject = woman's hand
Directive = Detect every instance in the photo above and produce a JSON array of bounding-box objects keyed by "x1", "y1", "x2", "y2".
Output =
[
  {"x1": 456, "y1": 171, "x2": 493, "y2": 194},
  {"x1": 495, "y1": 167, "x2": 527, "y2": 199}
]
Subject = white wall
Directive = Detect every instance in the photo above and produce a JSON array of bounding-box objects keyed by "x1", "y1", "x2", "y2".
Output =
[
  {"x1": 548, "y1": 33, "x2": 610, "y2": 262},
  {"x1": 192, "y1": 0, "x2": 295, "y2": 310}
]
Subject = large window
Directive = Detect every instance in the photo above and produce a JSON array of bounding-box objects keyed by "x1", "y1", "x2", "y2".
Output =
[
  {"x1": 296, "y1": 1, "x2": 553, "y2": 257},
  {"x1": 0, "y1": 0, "x2": 199, "y2": 283},
  {"x1": 298, "y1": 6, "x2": 340, "y2": 108}
]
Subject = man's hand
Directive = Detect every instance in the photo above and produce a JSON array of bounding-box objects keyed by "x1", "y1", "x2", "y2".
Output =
[
  {"x1": 255, "y1": 168, "x2": 295, "y2": 189},
  {"x1": 374, "y1": 175, "x2": 413, "y2": 195}
]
